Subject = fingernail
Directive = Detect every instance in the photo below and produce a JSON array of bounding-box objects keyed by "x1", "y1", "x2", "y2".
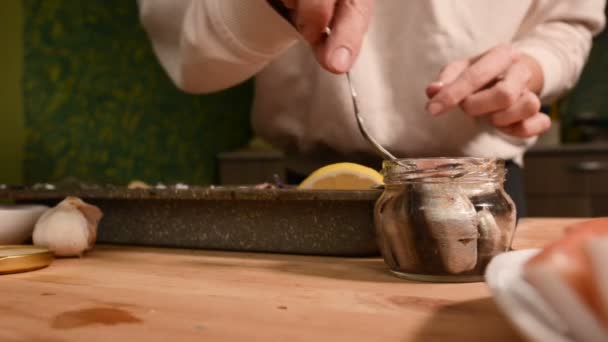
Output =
[
  {"x1": 427, "y1": 102, "x2": 444, "y2": 116},
  {"x1": 330, "y1": 47, "x2": 352, "y2": 72},
  {"x1": 426, "y1": 82, "x2": 444, "y2": 99}
]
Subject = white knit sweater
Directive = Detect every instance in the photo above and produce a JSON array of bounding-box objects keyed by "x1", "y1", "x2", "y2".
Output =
[{"x1": 138, "y1": 0, "x2": 605, "y2": 171}]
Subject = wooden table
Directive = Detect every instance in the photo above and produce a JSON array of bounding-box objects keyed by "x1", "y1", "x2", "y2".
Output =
[{"x1": 0, "y1": 218, "x2": 585, "y2": 341}]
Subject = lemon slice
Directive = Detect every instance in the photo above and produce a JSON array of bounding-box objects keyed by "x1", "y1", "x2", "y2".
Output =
[
  {"x1": 127, "y1": 180, "x2": 151, "y2": 190},
  {"x1": 298, "y1": 162, "x2": 383, "y2": 190}
]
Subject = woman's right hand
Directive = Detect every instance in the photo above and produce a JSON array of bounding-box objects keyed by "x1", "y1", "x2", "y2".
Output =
[{"x1": 278, "y1": 0, "x2": 375, "y2": 74}]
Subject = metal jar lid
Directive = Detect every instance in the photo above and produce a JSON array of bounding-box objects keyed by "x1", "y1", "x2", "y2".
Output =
[{"x1": 0, "y1": 245, "x2": 53, "y2": 274}]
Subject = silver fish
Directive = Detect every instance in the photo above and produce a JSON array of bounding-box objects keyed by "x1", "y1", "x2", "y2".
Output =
[
  {"x1": 417, "y1": 183, "x2": 479, "y2": 274},
  {"x1": 374, "y1": 188, "x2": 421, "y2": 272},
  {"x1": 477, "y1": 207, "x2": 503, "y2": 265}
]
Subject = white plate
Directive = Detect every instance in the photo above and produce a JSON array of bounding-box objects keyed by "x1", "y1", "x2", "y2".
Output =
[{"x1": 485, "y1": 249, "x2": 573, "y2": 342}]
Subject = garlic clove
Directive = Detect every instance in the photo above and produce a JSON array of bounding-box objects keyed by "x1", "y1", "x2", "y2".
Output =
[
  {"x1": 32, "y1": 197, "x2": 103, "y2": 257},
  {"x1": 63, "y1": 197, "x2": 103, "y2": 250}
]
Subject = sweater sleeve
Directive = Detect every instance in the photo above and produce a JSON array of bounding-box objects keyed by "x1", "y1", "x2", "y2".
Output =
[
  {"x1": 138, "y1": 0, "x2": 300, "y2": 94},
  {"x1": 512, "y1": 0, "x2": 606, "y2": 103}
]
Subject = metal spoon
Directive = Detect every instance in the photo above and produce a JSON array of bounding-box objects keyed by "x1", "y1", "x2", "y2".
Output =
[
  {"x1": 324, "y1": 27, "x2": 399, "y2": 163},
  {"x1": 345, "y1": 72, "x2": 400, "y2": 162}
]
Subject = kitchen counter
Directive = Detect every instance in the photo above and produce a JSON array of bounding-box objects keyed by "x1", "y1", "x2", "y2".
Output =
[{"x1": 0, "y1": 218, "x2": 585, "y2": 341}]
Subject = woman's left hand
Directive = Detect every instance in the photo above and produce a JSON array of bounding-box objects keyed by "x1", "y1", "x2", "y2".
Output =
[{"x1": 425, "y1": 45, "x2": 551, "y2": 139}]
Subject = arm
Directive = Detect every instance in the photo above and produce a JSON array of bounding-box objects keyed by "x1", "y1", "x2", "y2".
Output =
[
  {"x1": 138, "y1": 0, "x2": 375, "y2": 94},
  {"x1": 513, "y1": 0, "x2": 606, "y2": 102},
  {"x1": 137, "y1": 0, "x2": 299, "y2": 94}
]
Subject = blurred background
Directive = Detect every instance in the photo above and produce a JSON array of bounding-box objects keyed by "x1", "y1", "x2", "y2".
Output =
[
  {"x1": 1, "y1": 1, "x2": 607, "y2": 216},
  {"x1": 1, "y1": 0, "x2": 254, "y2": 186}
]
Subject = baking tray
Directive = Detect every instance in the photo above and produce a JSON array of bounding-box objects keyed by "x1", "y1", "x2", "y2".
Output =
[{"x1": 0, "y1": 186, "x2": 382, "y2": 256}]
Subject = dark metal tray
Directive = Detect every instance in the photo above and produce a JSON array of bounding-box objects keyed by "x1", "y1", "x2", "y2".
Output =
[{"x1": 0, "y1": 186, "x2": 382, "y2": 256}]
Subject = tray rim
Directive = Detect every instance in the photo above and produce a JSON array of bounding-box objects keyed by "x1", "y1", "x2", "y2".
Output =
[{"x1": 0, "y1": 186, "x2": 382, "y2": 201}]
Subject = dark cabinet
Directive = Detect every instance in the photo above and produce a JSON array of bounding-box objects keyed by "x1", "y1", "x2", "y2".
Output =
[
  {"x1": 524, "y1": 144, "x2": 608, "y2": 217},
  {"x1": 218, "y1": 150, "x2": 285, "y2": 185}
]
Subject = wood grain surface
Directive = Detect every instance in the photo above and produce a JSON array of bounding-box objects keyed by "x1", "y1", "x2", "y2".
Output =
[{"x1": 0, "y1": 218, "x2": 586, "y2": 342}]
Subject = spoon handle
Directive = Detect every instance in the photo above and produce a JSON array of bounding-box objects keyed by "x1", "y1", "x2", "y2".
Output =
[{"x1": 324, "y1": 27, "x2": 399, "y2": 162}]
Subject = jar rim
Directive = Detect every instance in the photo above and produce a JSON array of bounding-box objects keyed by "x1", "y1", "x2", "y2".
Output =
[
  {"x1": 382, "y1": 157, "x2": 506, "y2": 184},
  {"x1": 386, "y1": 156, "x2": 498, "y2": 163}
]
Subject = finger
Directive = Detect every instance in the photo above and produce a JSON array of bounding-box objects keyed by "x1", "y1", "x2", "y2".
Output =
[
  {"x1": 425, "y1": 60, "x2": 468, "y2": 100},
  {"x1": 281, "y1": 0, "x2": 297, "y2": 9},
  {"x1": 489, "y1": 90, "x2": 541, "y2": 127},
  {"x1": 461, "y1": 61, "x2": 532, "y2": 116},
  {"x1": 500, "y1": 112, "x2": 552, "y2": 138},
  {"x1": 437, "y1": 60, "x2": 470, "y2": 85},
  {"x1": 426, "y1": 82, "x2": 443, "y2": 98},
  {"x1": 427, "y1": 45, "x2": 520, "y2": 116},
  {"x1": 426, "y1": 60, "x2": 469, "y2": 99},
  {"x1": 317, "y1": 0, "x2": 375, "y2": 73},
  {"x1": 296, "y1": 0, "x2": 338, "y2": 44}
]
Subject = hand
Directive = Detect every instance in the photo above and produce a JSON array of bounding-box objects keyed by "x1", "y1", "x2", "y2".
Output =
[
  {"x1": 425, "y1": 45, "x2": 551, "y2": 139},
  {"x1": 277, "y1": 0, "x2": 375, "y2": 74}
]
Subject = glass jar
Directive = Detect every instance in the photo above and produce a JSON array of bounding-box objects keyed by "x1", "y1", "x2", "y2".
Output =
[{"x1": 374, "y1": 158, "x2": 517, "y2": 282}]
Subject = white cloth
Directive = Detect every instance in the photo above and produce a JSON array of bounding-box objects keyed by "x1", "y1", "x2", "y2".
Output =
[{"x1": 138, "y1": 0, "x2": 605, "y2": 171}]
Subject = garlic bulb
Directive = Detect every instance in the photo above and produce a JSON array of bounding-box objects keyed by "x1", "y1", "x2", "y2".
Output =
[{"x1": 33, "y1": 197, "x2": 103, "y2": 257}]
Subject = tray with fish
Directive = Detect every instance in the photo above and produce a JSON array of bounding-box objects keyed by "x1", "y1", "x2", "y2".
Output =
[{"x1": 0, "y1": 182, "x2": 382, "y2": 256}]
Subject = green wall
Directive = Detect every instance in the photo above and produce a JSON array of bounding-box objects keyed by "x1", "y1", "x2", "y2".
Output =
[
  {"x1": 21, "y1": 0, "x2": 253, "y2": 185},
  {"x1": 0, "y1": 0, "x2": 24, "y2": 184},
  {"x1": 1, "y1": 0, "x2": 254, "y2": 186}
]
